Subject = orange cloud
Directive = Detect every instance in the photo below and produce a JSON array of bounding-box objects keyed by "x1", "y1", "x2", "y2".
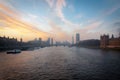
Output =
[
  {"x1": 0, "y1": 4, "x2": 49, "y2": 42},
  {"x1": 49, "y1": 20, "x2": 71, "y2": 42},
  {"x1": 0, "y1": 3, "x2": 19, "y2": 17}
]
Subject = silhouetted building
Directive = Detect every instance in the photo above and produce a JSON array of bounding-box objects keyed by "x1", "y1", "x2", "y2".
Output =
[
  {"x1": 39, "y1": 38, "x2": 41, "y2": 41},
  {"x1": 0, "y1": 36, "x2": 22, "y2": 51},
  {"x1": 51, "y1": 38, "x2": 53, "y2": 46},
  {"x1": 47, "y1": 38, "x2": 50, "y2": 46},
  {"x1": 100, "y1": 34, "x2": 109, "y2": 48},
  {"x1": 27, "y1": 38, "x2": 42, "y2": 47},
  {"x1": 20, "y1": 38, "x2": 23, "y2": 43},
  {"x1": 100, "y1": 34, "x2": 120, "y2": 49},
  {"x1": 76, "y1": 33, "x2": 80, "y2": 44},
  {"x1": 111, "y1": 34, "x2": 114, "y2": 39},
  {"x1": 79, "y1": 39, "x2": 100, "y2": 47},
  {"x1": 72, "y1": 36, "x2": 74, "y2": 44}
]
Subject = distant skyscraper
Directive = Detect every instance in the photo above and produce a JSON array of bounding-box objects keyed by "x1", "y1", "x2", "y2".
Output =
[
  {"x1": 20, "y1": 38, "x2": 22, "y2": 43},
  {"x1": 72, "y1": 36, "x2": 74, "y2": 44},
  {"x1": 51, "y1": 38, "x2": 53, "y2": 46},
  {"x1": 76, "y1": 33, "x2": 80, "y2": 44},
  {"x1": 47, "y1": 38, "x2": 50, "y2": 45}
]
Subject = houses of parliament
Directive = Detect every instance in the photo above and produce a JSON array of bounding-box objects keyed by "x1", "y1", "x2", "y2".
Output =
[{"x1": 100, "y1": 34, "x2": 120, "y2": 49}]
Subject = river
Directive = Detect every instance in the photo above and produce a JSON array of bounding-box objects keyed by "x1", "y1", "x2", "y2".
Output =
[{"x1": 0, "y1": 46, "x2": 120, "y2": 80}]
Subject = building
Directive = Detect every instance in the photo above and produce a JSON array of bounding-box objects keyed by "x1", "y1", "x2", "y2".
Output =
[
  {"x1": 79, "y1": 39, "x2": 100, "y2": 47},
  {"x1": 39, "y1": 38, "x2": 41, "y2": 41},
  {"x1": 47, "y1": 38, "x2": 50, "y2": 46},
  {"x1": 100, "y1": 34, "x2": 120, "y2": 49},
  {"x1": 100, "y1": 34, "x2": 109, "y2": 48},
  {"x1": 76, "y1": 33, "x2": 80, "y2": 44},
  {"x1": 51, "y1": 38, "x2": 53, "y2": 46},
  {"x1": 20, "y1": 38, "x2": 23, "y2": 43},
  {"x1": 72, "y1": 36, "x2": 74, "y2": 44},
  {"x1": 0, "y1": 36, "x2": 21, "y2": 51}
]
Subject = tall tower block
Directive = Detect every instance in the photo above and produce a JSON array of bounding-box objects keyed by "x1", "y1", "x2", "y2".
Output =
[{"x1": 76, "y1": 33, "x2": 80, "y2": 44}]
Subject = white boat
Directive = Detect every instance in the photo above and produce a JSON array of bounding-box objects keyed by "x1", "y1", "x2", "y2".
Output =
[{"x1": 7, "y1": 49, "x2": 21, "y2": 54}]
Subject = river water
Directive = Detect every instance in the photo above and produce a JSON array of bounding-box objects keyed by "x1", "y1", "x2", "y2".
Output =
[{"x1": 0, "y1": 46, "x2": 120, "y2": 80}]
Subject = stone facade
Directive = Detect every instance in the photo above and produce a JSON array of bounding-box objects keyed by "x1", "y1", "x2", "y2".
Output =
[{"x1": 100, "y1": 34, "x2": 120, "y2": 49}]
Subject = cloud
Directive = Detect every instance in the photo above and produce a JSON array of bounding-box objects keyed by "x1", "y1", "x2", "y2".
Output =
[
  {"x1": 46, "y1": 0, "x2": 103, "y2": 40},
  {"x1": 85, "y1": 3, "x2": 120, "y2": 37},
  {"x1": 56, "y1": 0, "x2": 81, "y2": 27},
  {"x1": 48, "y1": 20, "x2": 71, "y2": 41},
  {"x1": 88, "y1": 5, "x2": 120, "y2": 24},
  {"x1": 55, "y1": 0, "x2": 66, "y2": 22},
  {"x1": 46, "y1": 0, "x2": 55, "y2": 8},
  {"x1": 46, "y1": 0, "x2": 80, "y2": 27},
  {"x1": 1, "y1": 0, "x2": 119, "y2": 41},
  {"x1": 112, "y1": 21, "x2": 120, "y2": 36},
  {"x1": 73, "y1": 21, "x2": 103, "y2": 40},
  {"x1": 0, "y1": 3, "x2": 49, "y2": 41},
  {"x1": 101, "y1": 5, "x2": 120, "y2": 18},
  {"x1": 113, "y1": 22, "x2": 120, "y2": 27},
  {"x1": 85, "y1": 21, "x2": 102, "y2": 30},
  {"x1": 74, "y1": 14, "x2": 82, "y2": 19},
  {"x1": 0, "y1": 3, "x2": 20, "y2": 17},
  {"x1": 68, "y1": 4, "x2": 74, "y2": 12},
  {"x1": 74, "y1": 28, "x2": 100, "y2": 40},
  {"x1": 28, "y1": 13, "x2": 38, "y2": 19}
]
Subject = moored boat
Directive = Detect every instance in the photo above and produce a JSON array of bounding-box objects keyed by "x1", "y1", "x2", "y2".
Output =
[{"x1": 7, "y1": 49, "x2": 21, "y2": 54}]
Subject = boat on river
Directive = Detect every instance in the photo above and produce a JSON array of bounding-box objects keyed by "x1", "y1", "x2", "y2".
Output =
[{"x1": 7, "y1": 49, "x2": 21, "y2": 54}]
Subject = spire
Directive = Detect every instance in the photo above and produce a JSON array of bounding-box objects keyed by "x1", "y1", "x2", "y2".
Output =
[{"x1": 111, "y1": 34, "x2": 114, "y2": 39}]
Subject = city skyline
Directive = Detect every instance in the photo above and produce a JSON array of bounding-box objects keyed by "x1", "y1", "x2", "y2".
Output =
[{"x1": 0, "y1": 0, "x2": 120, "y2": 42}]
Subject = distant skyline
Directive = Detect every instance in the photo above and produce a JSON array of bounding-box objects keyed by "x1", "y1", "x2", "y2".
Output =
[{"x1": 0, "y1": 0, "x2": 120, "y2": 42}]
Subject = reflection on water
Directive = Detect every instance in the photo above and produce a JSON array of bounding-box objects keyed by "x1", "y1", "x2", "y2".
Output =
[{"x1": 0, "y1": 47, "x2": 120, "y2": 80}]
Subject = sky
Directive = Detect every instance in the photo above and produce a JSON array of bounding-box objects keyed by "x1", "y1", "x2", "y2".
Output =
[{"x1": 0, "y1": 0, "x2": 120, "y2": 42}]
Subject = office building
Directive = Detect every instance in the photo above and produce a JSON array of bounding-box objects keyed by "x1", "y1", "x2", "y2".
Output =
[{"x1": 76, "y1": 33, "x2": 80, "y2": 44}]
